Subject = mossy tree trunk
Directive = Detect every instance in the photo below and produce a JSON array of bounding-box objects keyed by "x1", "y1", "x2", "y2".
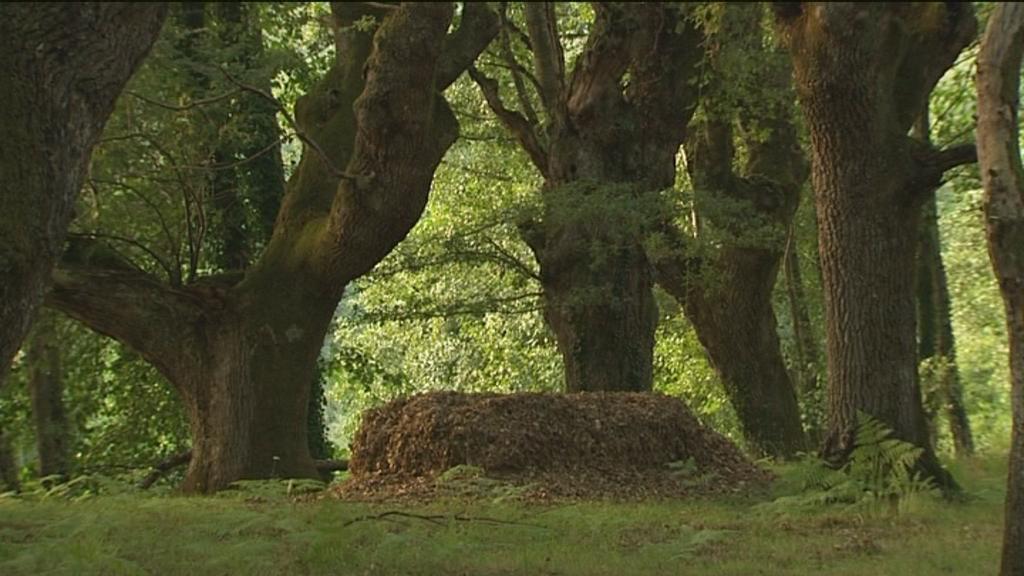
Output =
[
  {"x1": 27, "y1": 312, "x2": 70, "y2": 480},
  {"x1": 473, "y1": 2, "x2": 703, "y2": 392},
  {"x1": 775, "y1": 2, "x2": 977, "y2": 486},
  {"x1": 0, "y1": 4, "x2": 167, "y2": 385},
  {"x1": 653, "y1": 4, "x2": 808, "y2": 458},
  {"x1": 975, "y1": 4, "x2": 1024, "y2": 573},
  {"x1": 48, "y1": 3, "x2": 498, "y2": 493}
]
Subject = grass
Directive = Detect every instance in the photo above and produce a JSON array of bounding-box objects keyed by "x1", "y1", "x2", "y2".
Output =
[{"x1": 0, "y1": 453, "x2": 1007, "y2": 576}]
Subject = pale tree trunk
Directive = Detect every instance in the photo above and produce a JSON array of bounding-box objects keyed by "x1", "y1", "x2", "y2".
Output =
[
  {"x1": 775, "y1": 3, "x2": 977, "y2": 487},
  {"x1": 0, "y1": 4, "x2": 167, "y2": 385},
  {"x1": 27, "y1": 312, "x2": 70, "y2": 479},
  {"x1": 473, "y1": 2, "x2": 703, "y2": 392},
  {"x1": 49, "y1": 3, "x2": 497, "y2": 493},
  {"x1": 976, "y1": 5, "x2": 1024, "y2": 573}
]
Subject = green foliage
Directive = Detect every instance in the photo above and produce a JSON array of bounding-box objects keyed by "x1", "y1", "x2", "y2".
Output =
[
  {"x1": 0, "y1": 317, "x2": 188, "y2": 483},
  {"x1": 760, "y1": 414, "x2": 939, "y2": 516}
]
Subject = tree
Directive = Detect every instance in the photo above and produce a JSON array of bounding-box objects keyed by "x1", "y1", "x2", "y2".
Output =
[
  {"x1": 26, "y1": 312, "x2": 70, "y2": 480},
  {"x1": 774, "y1": 3, "x2": 977, "y2": 485},
  {"x1": 470, "y1": 2, "x2": 704, "y2": 392},
  {"x1": 975, "y1": 3, "x2": 1024, "y2": 573},
  {"x1": 654, "y1": 3, "x2": 807, "y2": 457},
  {"x1": 48, "y1": 3, "x2": 497, "y2": 493},
  {"x1": 0, "y1": 4, "x2": 168, "y2": 384},
  {"x1": 914, "y1": 114, "x2": 974, "y2": 456}
]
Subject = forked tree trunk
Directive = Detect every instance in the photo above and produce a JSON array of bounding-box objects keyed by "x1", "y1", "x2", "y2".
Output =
[
  {"x1": 776, "y1": 3, "x2": 976, "y2": 486},
  {"x1": 655, "y1": 9, "x2": 810, "y2": 457},
  {"x1": 975, "y1": 4, "x2": 1024, "y2": 573},
  {"x1": 49, "y1": 3, "x2": 496, "y2": 493},
  {"x1": 474, "y1": 2, "x2": 702, "y2": 392},
  {"x1": 27, "y1": 313, "x2": 70, "y2": 479}
]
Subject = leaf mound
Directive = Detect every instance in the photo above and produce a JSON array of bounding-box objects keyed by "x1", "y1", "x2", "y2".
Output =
[{"x1": 336, "y1": 391, "x2": 770, "y2": 501}]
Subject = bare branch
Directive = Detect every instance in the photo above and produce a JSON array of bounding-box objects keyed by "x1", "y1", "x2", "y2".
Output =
[
  {"x1": 468, "y1": 66, "x2": 549, "y2": 176},
  {"x1": 216, "y1": 65, "x2": 367, "y2": 184},
  {"x1": 126, "y1": 89, "x2": 243, "y2": 112},
  {"x1": 498, "y1": 4, "x2": 540, "y2": 127},
  {"x1": 67, "y1": 232, "x2": 176, "y2": 283}
]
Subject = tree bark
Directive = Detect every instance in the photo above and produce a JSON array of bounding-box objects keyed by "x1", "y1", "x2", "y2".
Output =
[
  {"x1": 49, "y1": 3, "x2": 497, "y2": 493},
  {"x1": 776, "y1": 3, "x2": 976, "y2": 487},
  {"x1": 27, "y1": 312, "x2": 69, "y2": 479},
  {"x1": 475, "y1": 2, "x2": 703, "y2": 392},
  {"x1": 975, "y1": 5, "x2": 1024, "y2": 573},
  {"x1": 0, "y1": 4, "x2": 167, "y2": 386},
  {"x1": 654, "y1": 5, "x2": 808, "y2": 457},
  {"x1": 0, "y1": 429, "x2": 17, "y2": 492}
]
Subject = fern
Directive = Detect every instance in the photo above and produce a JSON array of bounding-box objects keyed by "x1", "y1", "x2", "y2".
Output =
[{"x1": 758, "y1": 413, "x2": 939, "y2": 516}]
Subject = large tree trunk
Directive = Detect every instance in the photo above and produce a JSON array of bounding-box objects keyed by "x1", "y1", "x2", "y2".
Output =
[
  {"x1": 681, "y1": 246, "x2": 806, "y2": 457},
  {"x1": 917, "y1": 197, "x2": 975, "y2": 455},
  {"x1": 0, "y1": 4, "x2": 167, "y2": 385},
  {"x1": 776, "y1": 3, "x2": 976, "y2": 486},
  {"x1": 27, "y1": 312, "x2": 69, "y2": 479},
  {"x1": 654, "y1": 7, "x2": 809, "y2": 458},
  {"x1": 48, "y1": 3, "x2": 497, "y2": 493},
  {"x1": 174, "y1": 294, "x2": 335, "y2": 492},
  {"x1": 975, "y1": 5, "x2": 1024, "y2": 573},
  {"x1": 473, "y1": 3, "x2": 703, "y2": 392},
  {"x1": 526, "y1": 208, "x2": 657, "y2": 392}
]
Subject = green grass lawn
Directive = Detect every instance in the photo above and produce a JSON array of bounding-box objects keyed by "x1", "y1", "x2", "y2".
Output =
[{"x1": 0, "y1": 455, "x2": 1007, "y2": 576}]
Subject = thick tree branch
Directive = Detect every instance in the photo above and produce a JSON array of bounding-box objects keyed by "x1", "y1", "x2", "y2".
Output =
[
  {"x1": 48, "y1": 254, "x2": 207, "y2": 386},
  {"x1": 323, "y1": 3, "x2": 460, "y2": 286},
  {"x1": 524, "y1": 2, "x2": 567, "y2": 128},
  {"x1": 436, "y1": 2, "x2": 499, "y2": 90},
  {"x1": 565, "y1": 3, "x2": 634, "y2": 117},
  {"x1": 930, "y1": 143, "x2": 978, "y2": 174}
]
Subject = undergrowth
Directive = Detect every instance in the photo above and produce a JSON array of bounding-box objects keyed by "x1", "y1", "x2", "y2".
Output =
[{"x1": 0, "y1": 424, "x2": 1007, "y2": 576}]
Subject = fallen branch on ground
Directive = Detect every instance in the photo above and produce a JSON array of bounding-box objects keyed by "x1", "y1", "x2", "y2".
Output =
[{"x1": 137, "y1": 450, "x2": 349, "y2": 489}]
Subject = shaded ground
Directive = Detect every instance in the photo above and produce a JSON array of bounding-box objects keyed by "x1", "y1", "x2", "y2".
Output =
[{"x1": 336, "y1": 391, "x2": 770, "y2": 501}]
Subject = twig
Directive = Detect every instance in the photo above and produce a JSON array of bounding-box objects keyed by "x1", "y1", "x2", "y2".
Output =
[
  {"x1": 342, "y1": 511, "x2": 547, "y2": 528},
  {"x1": 215, "y1": 65, "x2": 365, "y2": 184},
  {"x1": 126, "y1": 89, "x2": 243, "y2": 112},
  {"x1": 137, "y1": 450, "x2": 192, "y2": 489}
]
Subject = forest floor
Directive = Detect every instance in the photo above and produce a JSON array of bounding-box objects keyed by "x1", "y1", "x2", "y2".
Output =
[{"x1": 0, "y1": 454, "x2": 1007, "y2": 576}]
